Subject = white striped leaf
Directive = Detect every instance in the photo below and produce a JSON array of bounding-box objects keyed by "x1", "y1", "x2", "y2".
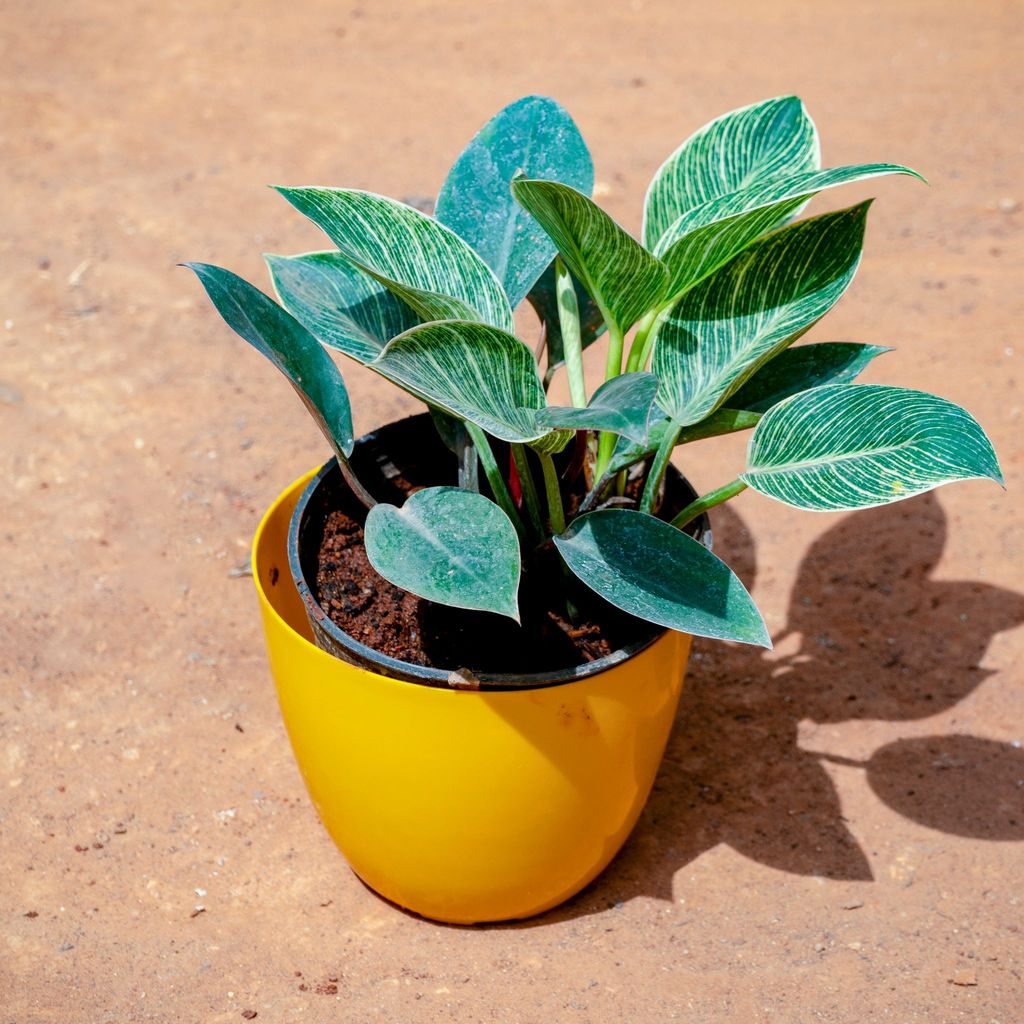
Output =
[
  {"x1": 365, "y1": 486, "x2": 521, "y2": 620},
  {"x1": 643, "y1": 95, "x2": 819, "y2": 250},
  {"x1": 436, "y1": 95, "x2": 594, "y2": 308},
  {"x1": 727, "y1": 342, "x2": 890, "y2": 413},
  {"x1": 554, "y1": 509, "x2": 770, "y2": 646},
  {"x1": 536, "y1": 371, "x2": 659, "y2": 444},
  {"x1": 510, "y1": 176, "x2": 668, "y2": 335},
  {"x1": 742, "y1": 384, "x2": 1003, "y2": 510},
  {"x1": 184, "y1": 262, "x2": 354, "y2": 457},
  {"x1": 265, "y1": 251, "x2": 419, "y2": 363},
  {"x1": 655, "y1": 163, "x2": 923, "y2": 299},
  {"x1": 275, "y1": 188, "x2": 513, "y2": 331},
  {"x1": 654, "y1": 203, "x2": 869, "y2": 427},
  {"x1": 371, "y1": 320, "x2": 550, "y2": 444}
]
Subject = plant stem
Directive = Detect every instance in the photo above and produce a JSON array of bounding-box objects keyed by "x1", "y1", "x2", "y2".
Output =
[
  {"x1": 625, "y1": 308, "x2": 657, "y2": 373},
  {"x1": 639, "y1": 419, "x2": 683, "y2": 514},
  {"x1": 511, "y1": 443, "x2": 544, "y2": 540},
  {"x1": 671, "y1": 479, "x2": 749, "y2": 530},
  {"x1": 335, "y1": 454, "x2": 377, "y2": 510},
  {"x1": 555, "y1": 257, "x2": 586, "y2": 409},
  {"x1": 539, "y1": 452, "x2": 566, "y2": 535},
  {"x1": 465, "y1": 422, "x2": 527, "y2": 542},
  {"x1": 603, "y1": 322, "x2": 625, "y2": 381}
]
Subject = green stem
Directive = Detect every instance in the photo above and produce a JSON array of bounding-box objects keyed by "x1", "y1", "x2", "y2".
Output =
[
  {"x1": 539, "y1": 452, "x2": 566, "y2": 535},
  {"x1": 638, "y1": 306, "x2": 666, "y2": 370},
  {"x1": 639, "y1": 420, "x2": 683, "y2": 514},
  {"x1": 555, "y1": 256, "x2": 586, "y2": 409},
  {"x1": 511, "y1": 443, "x2": 544, "y2": 540},
  {"x1": 465, "y1": 423, "x2": 527, "y2": 542},
  {"x1": 594, "y1": 322, "x2": 626, "y2": 478},
  {"x1": 625, "y1": 308, "x2": 657, "y2": 373},
  {"x1": 671, "y1": 479, "x2": 749, "y2": 530}
]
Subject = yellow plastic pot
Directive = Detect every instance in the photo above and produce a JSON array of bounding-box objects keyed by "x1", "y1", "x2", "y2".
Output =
[{"x1": 251, "y1": 467, "x2": 694, "y2": 925}]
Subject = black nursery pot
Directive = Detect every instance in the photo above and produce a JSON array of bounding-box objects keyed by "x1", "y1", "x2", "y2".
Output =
[{"x1": 287, "y1": 412, "x2": 710, "y2": 689}]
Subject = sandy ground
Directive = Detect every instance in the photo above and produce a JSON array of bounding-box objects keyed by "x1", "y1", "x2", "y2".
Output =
[{"x1": 2, "y1": 0, "x2": 1023, "y2": 1020}]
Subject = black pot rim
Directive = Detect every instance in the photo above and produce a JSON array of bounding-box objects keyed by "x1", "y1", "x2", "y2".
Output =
[{"x1": 287, "y1": 416, "x2": 712, "y2": 691}]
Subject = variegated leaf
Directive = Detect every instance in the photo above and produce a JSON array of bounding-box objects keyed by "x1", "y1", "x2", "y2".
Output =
[
  {"x1": 654, "y1": 203, "x2": 869, "y2": 427},
  {"x1": 510, "y1": 176, "x2": 667, "y2": 335},
  {"x1": 265, "y1": 250, "x2": 418, "y2": 364},
  {"x1": 554, "y1": 509, "x2": 770, "y2": 646},
  {"x1": 728, "y1": 342, "x2": 890, "y2": 413},
  {"x1": 371, "y1": 320, "x2": 549, "y2": 444},
  {"x1": 184, "y1": 262, "x2": 354, "y2": 458},
  {"x1": 275, "y1": 187, "x2": 514, "y2": 331},
  {"x1": 536, "y1": 372, "x2": 659, "y2": 444},
  {"x1": 655, "y1": 164, "x2": 924, "y2": 299},
  {"x1": 743, "y1": 384, "x2": 1003, "y2": 510},
  {"x1": 643, "y1": 95, "x2": 819, "y2": 250},
  {"x1": 436, "y1": 95, "x2": 593, "y2": 308}
]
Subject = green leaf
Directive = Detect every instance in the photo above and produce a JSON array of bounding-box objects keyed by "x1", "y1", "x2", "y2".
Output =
[
  {"x1": 654, "y1": 203, "x2": 869, "y2": 427},
  {"x1": 274, "y1": 187, "x2": 514, "y2": 331},
  {"x1": 536, "y1": 372, "x2": 659, "y2": 444},
  {"x1": 371, "y1": 320, "x2": 549, "y2": 444},
  {"x1": 742, "y1": 383, "x2": 1003, "y2": 510},
  {"x1": 526, "y1": 259, "x2": 606, "y2": 386},
  {"x1": 184, "y1": 262, "x2": 354, "y2": 457},
  {"x1": 436, "y1": 95, "x2": 594, "y2": 308},
  {"x1": 728, "y1": 342, "x2": 890, "y2": 413},
  {"x1": 365, "y1": 486, "x2": 521, "y2": 620},
  {"x1": 643, "y1": 95, "x2": 819, "y2": 250},
  {"x1": 655, "y1": 164, "x2": 924, "y2": 299},
  {"x1": 510, "y1": 176, "x2": 668, "y2": 335},
  {"x1": 555, "y1": 509, "x2": 770, "y2": 646},
  {"x1": 265, "y1": 250, "x2": 419, "y2": 364}
]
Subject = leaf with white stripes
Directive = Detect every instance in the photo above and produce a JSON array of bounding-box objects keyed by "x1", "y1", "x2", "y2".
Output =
[
  {"x1": 742, "y1": 384, "x2": 1003, "y2": 510},
  {"x1": 728, "y1": 342, "x2": 890, "y2": 413},
  {"x1": 275, "y1": 187, "x2": 513, "y2": 331},
  {"x1": 265, "y1": 251, "x2": 419, "y2": 364},
  {"x1": 436, "y1": 95, "x2": 594, "y2": 308},
  {"x1": 365, "y1": 486, "x2": 521, "y2": 620},
  {"x1": 371, "y1": 320, "x2": 549, "y2": 444},
  {"x1": 510, "y1": 176, "x2": 668, "y2": 335},
  {"x1": 643, "y1": 95, "x2": 819, "y2": 250},
  {"x1": 656, "y1": 163, "x2": 924, "y2": 300},
  {"x1": 536, "y1": 372, "x2": 659, "y2": 444},
  {"x1": 554, "y1": 509, "x2": 770, "y2": 646},
  {"x1": 654, "y1": 203, "x2": 869, "y2": 427},
  {"x1": 184, "y1": 262, "x2": 354, "y2": 458}
]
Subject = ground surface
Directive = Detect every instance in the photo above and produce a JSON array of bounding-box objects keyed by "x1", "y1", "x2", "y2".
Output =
[{"x1": 2, "y1": 0, "x2": 1023, "y2": 1020}]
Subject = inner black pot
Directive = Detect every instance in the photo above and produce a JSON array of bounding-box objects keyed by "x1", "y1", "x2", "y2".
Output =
[{"x1": 288, "y1": 413, "x2": 711, "y2": 690}]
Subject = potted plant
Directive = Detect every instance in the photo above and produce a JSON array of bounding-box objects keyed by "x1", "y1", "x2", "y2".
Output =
[{"x1": 186, "y1": 95, "x2": 1001, "y2": 923}]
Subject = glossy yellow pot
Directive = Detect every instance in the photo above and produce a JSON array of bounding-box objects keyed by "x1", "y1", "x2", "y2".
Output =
[{"x1": 252, "y1": 469, "x2": 693, "y2": 924}]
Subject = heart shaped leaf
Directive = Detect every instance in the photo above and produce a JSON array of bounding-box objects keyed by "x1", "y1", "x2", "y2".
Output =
[
  {"x1": 265, "y1": 251, "x2": 419, "y2": 364},
  {"x1": 510, "y1": 176, "x2": 668, "y2": 335},
  {"x1": 536, "y1": 372, "x2": 659, "y2": 444},
  {"x1": 184, "y1": 262, "x2": 354, "y2": 457},
  {"x1": 643, "y1": 95, "x2": 819, "y2": 250},
  {"x1": 365, "y1": 486, "x2": 521, "y2": 620},
  {"x1": 654, "y1": 202, "x2": 869, "y2": 427},
  {"x1": 742, "y1": 383, "x2": 1003, "y2": 510},
  {"x1": 436, "y1": 95, "x2": 594, "y2": 308},
  {"x1": 655, "y1": 163, "x2": 924, "y2": 299},
  {"x1": 727, "y1": 342, "x2": 890, "y2": 413},
  {"x1": 555, "y1": 509, "x2": 770, "y2": 646},
  {"x1": 372, "y1": 320, "x2": 549, "y2": 444},
  {"x1": 275, "y1": 188, "x2": 513, "y2": 332}
]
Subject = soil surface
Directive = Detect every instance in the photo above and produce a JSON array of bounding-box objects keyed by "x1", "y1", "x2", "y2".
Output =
[{"x1": 3, "y1": 1, "x2": 1023, "y2": 1022}]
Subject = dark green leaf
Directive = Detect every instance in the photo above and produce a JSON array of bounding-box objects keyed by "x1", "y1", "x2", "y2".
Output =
[
  {"x1": 436, "y1": 95, "x2": 594, "y2": 308},
  {"x1": 365, "y1": 486, "x2": 521, "y2": 620},
  {"x1": 184, "y1": 262, "x2": 354, "y2": 457},
  {"x1": 743, "y1": 384, "x2": 1003, "y2": 510},
  {"x1": 555, "y1": 509, "x2": 770, "y2": 646},
  {"x1": 536, "y1": 372, "x2": 659, "y2": 444}
]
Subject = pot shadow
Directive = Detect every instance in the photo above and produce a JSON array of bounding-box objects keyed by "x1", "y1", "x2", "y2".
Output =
[{"x1": 489, "y1": 491, "x2": 1024, "y2": 928}]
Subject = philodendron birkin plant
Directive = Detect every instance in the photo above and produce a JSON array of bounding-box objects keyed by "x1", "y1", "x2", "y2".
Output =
[{"x1": 187, "y1": 95, "x2": 1002, "y2": 652}]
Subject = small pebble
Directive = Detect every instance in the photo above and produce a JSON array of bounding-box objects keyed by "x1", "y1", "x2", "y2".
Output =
[
  {"x1": 951, "y1": 968, "x2": 978, "y2": 986},
  {"x1": 841, "y1": 901, "x2": 864, "y2": 910}
]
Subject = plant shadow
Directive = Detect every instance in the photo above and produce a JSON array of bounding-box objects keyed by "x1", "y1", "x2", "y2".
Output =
[{"x1": 491, "y1": 491, "x2": 1024, "y2": 928}]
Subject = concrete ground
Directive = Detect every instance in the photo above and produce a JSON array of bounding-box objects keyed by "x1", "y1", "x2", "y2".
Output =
[{"x1": 2, "y1": 0, "x2": 1022, "y2": 1020}]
